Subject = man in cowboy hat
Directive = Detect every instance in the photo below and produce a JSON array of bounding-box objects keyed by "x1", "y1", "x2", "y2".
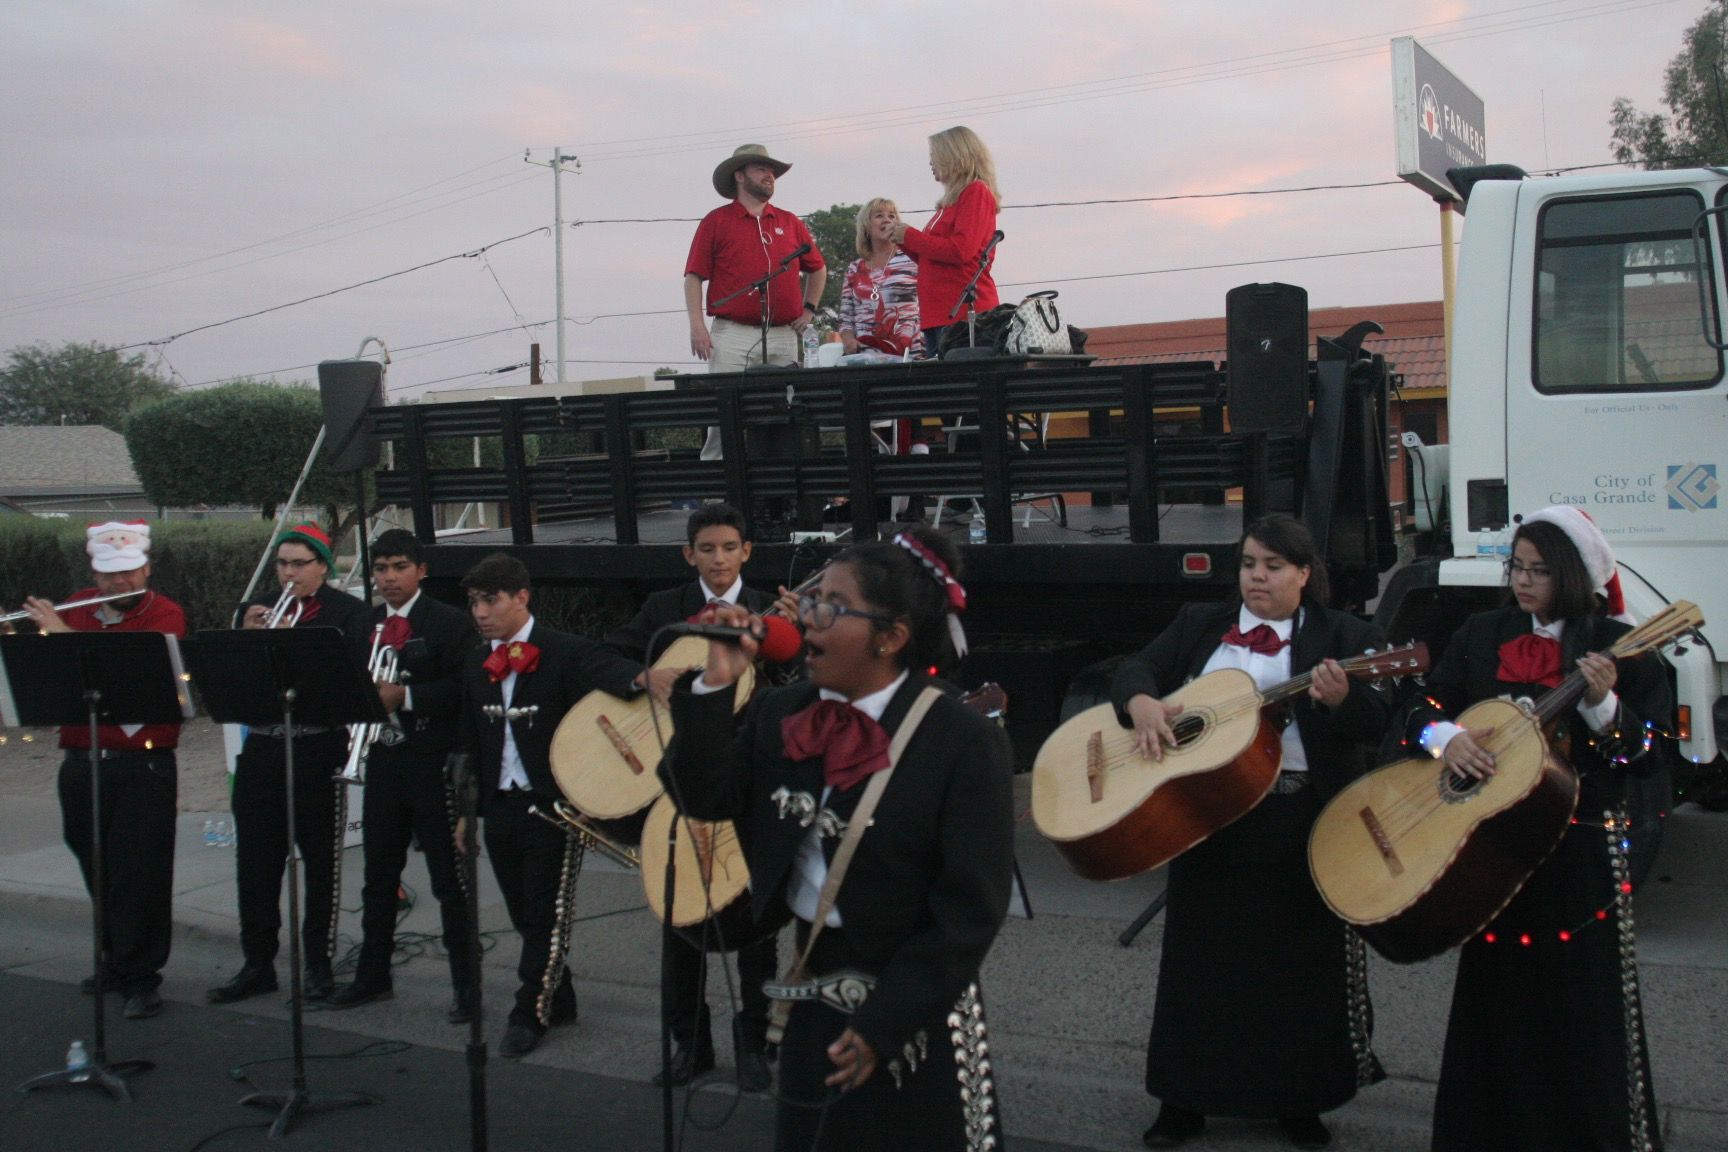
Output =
[
  {"x1": 9, "y1": 522, "x2": 187, "y2": 1020},
  {"x1": 684, "y1": 145, "x2": 828, "y2": 454}
]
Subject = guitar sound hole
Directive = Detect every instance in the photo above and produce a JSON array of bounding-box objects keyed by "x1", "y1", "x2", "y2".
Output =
[
  {"x1": 1439, "y1": 770, "x2": 1483, "y2": 804},
  {"x1": 1171, "y1": 714, "x2": 1206, "y2": 749}
]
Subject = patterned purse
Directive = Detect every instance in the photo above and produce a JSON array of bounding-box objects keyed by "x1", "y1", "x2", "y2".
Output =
[{"x1": 1003, "y1": 290, "x2": 1071, "y2": 355}]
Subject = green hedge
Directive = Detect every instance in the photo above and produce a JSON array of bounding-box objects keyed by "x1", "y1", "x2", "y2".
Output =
[{"x1": 0, "y1": 518, "x2": 276, "y2": 633}]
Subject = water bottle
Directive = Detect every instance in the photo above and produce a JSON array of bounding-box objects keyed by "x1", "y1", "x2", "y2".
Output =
[
  {"x1": 802, "y1": 323, "x2": 821, "y2": 368},
  {"x1": 969, "y1": 508, "x2": 987, "y2": 545},
  {"x1": 1493, "y1": 525, "x2": 1513, "y2": 559},
  {"x1": 202, "y1": 818, "x2": 218, "y2": 848},
  {"x1": 66, "y1": 1039, "x2": 90, "y2": 1082},
  {"x1": 217, "y1": 818, "x2": 235, "y2": 848},
  {"x1": 1476, "y1": 527, "x2": 1498, "y2": 560}
]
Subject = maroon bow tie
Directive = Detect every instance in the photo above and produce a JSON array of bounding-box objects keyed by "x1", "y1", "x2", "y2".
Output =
[
  {"x1": 379, "y1": 615, "x2": 412, "y2": 650},
  {"x1": 1223, "y1": 623, "x2": 1287, "y2": 656},
  {"x1": 781, "y1": 699, "x2": 891, "y2": 792},
  {"x1": 1496, "y1": 633, "x2": 1562, "y2": 689}
]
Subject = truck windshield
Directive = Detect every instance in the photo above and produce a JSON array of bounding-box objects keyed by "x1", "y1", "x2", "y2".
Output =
[{"x1": 1532, "y1": 190, "x2": 1720, "y2": 393}]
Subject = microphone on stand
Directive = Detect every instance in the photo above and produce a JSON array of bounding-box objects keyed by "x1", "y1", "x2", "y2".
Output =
[
  {"x1": 777, "y1": 241, "x2": 813, "y2": 270},
  {"x1": 667, "y1": 616, "x2": 804, "y2": 663}
]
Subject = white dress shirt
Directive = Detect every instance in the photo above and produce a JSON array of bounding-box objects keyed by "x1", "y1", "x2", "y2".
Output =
[
  {"x1": 787, "y1": 671, "x2": 910, "y2": 928},
  {"x1": 384, "y1": 589, "x2": 420, "y2": 715},
  {"x1": 1202, "y1": 606, "x2": 1309, "y2": 773},
  {"x1": 493, "y1": 616, "x2": 536, "y2": 792}
]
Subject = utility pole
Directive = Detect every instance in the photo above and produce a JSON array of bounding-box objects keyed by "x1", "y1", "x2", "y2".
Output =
[{"x1": 523, "y1": 148, "x2": 579, "y2": 386}]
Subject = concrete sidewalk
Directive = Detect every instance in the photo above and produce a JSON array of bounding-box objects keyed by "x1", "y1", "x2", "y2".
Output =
[{"x1": 1, "y1": 771, "x2": 1725, "y2": 1151}]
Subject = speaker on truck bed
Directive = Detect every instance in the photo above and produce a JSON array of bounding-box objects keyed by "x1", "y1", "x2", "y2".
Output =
[
  {"x1": 1226, "y1": 282, "x2": 1309, "y2": 435},
  {"x1": 317, "y1": 359, "x2": 385, "y2": 473}
]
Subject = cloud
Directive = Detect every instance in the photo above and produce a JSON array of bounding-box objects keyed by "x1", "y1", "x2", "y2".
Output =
[{"x1": 226, "y1": 18, "x2": 343, "y2": 78}]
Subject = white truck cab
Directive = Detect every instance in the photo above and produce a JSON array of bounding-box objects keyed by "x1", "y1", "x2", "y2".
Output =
[{"x1": 1437, "y1": 165, "x2": 1727, "y2": 768}]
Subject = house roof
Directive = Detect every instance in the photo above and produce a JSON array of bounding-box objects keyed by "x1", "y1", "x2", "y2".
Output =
[
  {"x1": 0, "y1": 425, "x2": 143, "y2": 498},
  {"x1": 1087, "y1": 299, "x2": 1447, "y2": 393}
]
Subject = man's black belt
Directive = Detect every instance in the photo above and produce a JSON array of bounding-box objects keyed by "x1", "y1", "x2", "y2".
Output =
[{"x1": 254, "y1": 724, "x2": 333, "y2": 739}]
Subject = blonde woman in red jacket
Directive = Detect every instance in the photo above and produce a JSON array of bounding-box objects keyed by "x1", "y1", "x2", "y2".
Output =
[{"x1": 889, "y1": 125, "x2": 1000, "y2": 358}]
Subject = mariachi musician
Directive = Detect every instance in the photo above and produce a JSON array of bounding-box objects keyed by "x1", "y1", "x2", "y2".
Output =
[
  {"x1": 210, "y1": 523, "x2": 365, "y2": 1006},
  {"x1": 455, "y1": 552, "x2": 642, "y2": 1059},
  {"x1": 602, "y1": 502, "x2": 797, "y2": 1092},
  {"x1": 1110, "y1": 515, "x2": 1390, "y2": 1151},
  {"x1": 327, "y1": 529, "x2": 481, "y2": 1021}
]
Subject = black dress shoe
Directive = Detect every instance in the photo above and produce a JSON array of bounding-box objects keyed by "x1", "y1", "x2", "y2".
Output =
[
  {"x1": 1143, "y1": 1103, "x2": 1205, "y2": 1148},
  {"x1": 1278, "y1": 1115, "x2": 1332, "y2": 1149},
  {"x1": 122, "y1": 989, "x2": 163, "y2": 1019},
  {"x1": 206, "y1": 965, "x2": 278, "y2": 1004},
  {"x1": 327, "y1": 981, "x2": 393, "y2": 1010},
  {"x1": 303, "y1": 962, "x2": 335, "y2": 1002},
  {"x1": 652, "y1": 1040, "x2": 717, "y2": 1086},
  {"x1": 447, "y1": 990, "x2": 477, "y2": 1025},
  {"x1": 499, "y1": 1023, "x2": 544, "y2": 1058}
]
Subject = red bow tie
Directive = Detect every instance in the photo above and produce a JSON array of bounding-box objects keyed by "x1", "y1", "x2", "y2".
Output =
[
  {"x1": 1223, "y1": 623, "x2": 1288, "y2": 656},
  {"x1": 1496, "y1": 633, "x2": 1563, "y2": 689},
  {"x1": 781, "y1": 699, "x2": 892, "y2": 792},
  {"x1": 483, "y1": 640, "x2": 541, "y2": 683},
  {"x1": 379, "y1": 615, "x2": 412, "y2": 651}
]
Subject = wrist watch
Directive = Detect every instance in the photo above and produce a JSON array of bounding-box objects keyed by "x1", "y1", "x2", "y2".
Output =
[{"x1": 803, "y1": 301, "x2": 817, "y2": 314}]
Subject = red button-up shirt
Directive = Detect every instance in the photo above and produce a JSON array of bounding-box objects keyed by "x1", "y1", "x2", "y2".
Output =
[
  {"x1": 685, "y1": 200, "x2": 823, "y2": 326},
  {"x1": 56, "y1": 587, "x2": 188, "y2": 752}
]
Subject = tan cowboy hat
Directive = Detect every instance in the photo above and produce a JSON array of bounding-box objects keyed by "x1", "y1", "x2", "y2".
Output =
[{"x1": 712, "y1": 144, "x2": 791, "y2": 199}]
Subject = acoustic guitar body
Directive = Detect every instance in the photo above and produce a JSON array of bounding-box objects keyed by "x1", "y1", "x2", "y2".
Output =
[
  {"x1": 1032, "y1": 668, "x2": 1282, "y2": 881},
  {"x1": 1308, "y1": 697, "x2": 1580, "y2": 963},
  {"x1": 551, "y1": 635, "x2": 755, "y2": 820},
  {"x1": 639, "y1": 795, "x2": 781, "y2": 952}
]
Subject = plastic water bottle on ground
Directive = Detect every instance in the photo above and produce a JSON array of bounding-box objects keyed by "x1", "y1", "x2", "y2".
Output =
[
  {"x1": 969, "y1": 508, "x2": 987, "y2": 545},
  {"x1": 202, "y1": 819, "x2": 218, "y2": 847},
  {"x1": 66, "y1": 1039, "x2": 90, "y2": 1082}
]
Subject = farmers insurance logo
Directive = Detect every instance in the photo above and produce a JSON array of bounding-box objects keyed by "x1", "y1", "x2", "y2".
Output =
[
  {"x1": 1420, "y1": 85, "x2": 1442, "y2": 140},
  {"x1": 1667, "y1": 462, "x2": 1720, "y2": 511}
]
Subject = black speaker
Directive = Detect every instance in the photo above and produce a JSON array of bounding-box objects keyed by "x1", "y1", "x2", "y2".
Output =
[
  {"x1": 1226, "y1": 283, "x2": 1309, "y2": 434},
  {"x1": 317, "y1": 360, "x2": 384, "y2": 472}
]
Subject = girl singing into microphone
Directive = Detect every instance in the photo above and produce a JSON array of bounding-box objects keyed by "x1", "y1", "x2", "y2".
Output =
[{"x1": 659, "y1": 524, "x2": 1014, "y2": 1151}]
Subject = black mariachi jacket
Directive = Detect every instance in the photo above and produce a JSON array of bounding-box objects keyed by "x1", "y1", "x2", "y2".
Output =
[
  {"x1": 1109, "y1": 598, "x2": 1393, "y2": 802},
  {"x1": 458, "y1": 621, "x2": 642, "y2": 811},
  {"x1": 660, "y1": 672, "x2": 1015, "y2": 1061},
  {"x1": 360, "y1": 594, "x2": 479, "y2": 765}
]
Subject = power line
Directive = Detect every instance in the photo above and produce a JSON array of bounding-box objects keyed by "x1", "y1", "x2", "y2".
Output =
[{"x1": 997, "y1": 243, "x2": 1440, "y2": 289}]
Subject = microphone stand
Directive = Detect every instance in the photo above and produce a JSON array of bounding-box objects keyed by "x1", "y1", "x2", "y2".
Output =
[
  {"x1": 709, "y1": 247, "x2": 811, "y2": 370},
  {"x1": 447, "y1": 754, "x2": 489, "y2": 1152},
  {"x1": 942, "y1": 230, "x2": 1004, "y2": 361}
]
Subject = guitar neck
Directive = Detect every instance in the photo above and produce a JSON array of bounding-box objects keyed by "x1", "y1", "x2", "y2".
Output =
[
  {"x1": 1258, "y1": 643, "x2": 1429, "y2": 710},
  {"x1": 1528, "y1": 600, "x2": 1702, "y2": 727}
]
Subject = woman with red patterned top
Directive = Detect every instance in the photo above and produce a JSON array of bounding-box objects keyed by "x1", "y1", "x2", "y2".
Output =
[
  {"x1": 839, "y1": 198, "x2": 923, "y2": 361},
  {"x1": 889, "y1": 126, "x2": 1000, "y2": 358}
]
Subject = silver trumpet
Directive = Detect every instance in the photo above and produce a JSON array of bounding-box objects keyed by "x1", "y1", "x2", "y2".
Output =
[
  {"x1": 263, "y1": 585, "x2": 304, "y2": 629},
  {"x1": 339, "y1": 623, "x2": 402, "y2": 784}
]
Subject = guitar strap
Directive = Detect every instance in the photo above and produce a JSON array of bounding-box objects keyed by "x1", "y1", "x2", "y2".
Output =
[{"x1": 765, "y1": 684, "x2": 942, "y2": 1046}]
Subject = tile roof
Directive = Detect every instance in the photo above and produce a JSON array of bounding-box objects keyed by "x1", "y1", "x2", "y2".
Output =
[
  {"x1": 0, "y1": 425, "x2": 143, "y2": 497},
  {"x1": 1086, "y1": 299, "x2": 1447, "y2": 392}
]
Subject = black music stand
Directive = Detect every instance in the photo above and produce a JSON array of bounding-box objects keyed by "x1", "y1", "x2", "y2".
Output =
[
  {"x1": 185, "y1": 627, "x2": 384, "y2": 1137},
  {"x1": 445, "y1": 753, "x2": 489, "y2": 1152},
  {"x1": 2, "y1": 629, "x2": 192, "y2": 1102}
]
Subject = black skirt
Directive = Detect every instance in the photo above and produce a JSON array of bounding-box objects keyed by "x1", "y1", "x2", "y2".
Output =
[{"x1": 1146, "y1": 779, "x2": 1379, "y2": 1118}]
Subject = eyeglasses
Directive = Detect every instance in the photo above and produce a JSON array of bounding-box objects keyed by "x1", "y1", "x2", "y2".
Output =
[
  {"x1": 1505, "y1": 561, "x2": 1554, "y2": 581},
  {"x1": 797, "y1": 595, "x2": 895, "y2": 632},
  {"x1": 275, "y1": 557, "x2": 319, "y2": 570}
]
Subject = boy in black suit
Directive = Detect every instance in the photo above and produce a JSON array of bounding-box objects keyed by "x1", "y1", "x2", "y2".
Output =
[
  {"x1": 457, "y1": 553, "x2": 642, "y2": 1058},
  {"x1": 328, "y1": 530, "x2": 481, "y2": 1020},
  {"x1": 604, "y1": 503, "x2": 793, "y2": 1091}
]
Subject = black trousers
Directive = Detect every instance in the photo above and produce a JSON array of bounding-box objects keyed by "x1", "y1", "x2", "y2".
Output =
[
  {"x1": 663, "y1": 929, "x2": 778, "y2": 1047},
  {"x1": 483, "y1": 790, "x2": 576, "y2": 1030},
  {"x1": 57, "y1": 749, "x2": 178, "y2": 995},
  {"x1": 353, "y1": 752, "x2": 472, "y2": 993},
  {"x1": 232, "y1": 730, "x2": 344, "y2": 969}
]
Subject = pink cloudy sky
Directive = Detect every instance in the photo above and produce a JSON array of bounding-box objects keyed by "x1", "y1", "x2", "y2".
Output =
[{"x1": 0, "y1": 0, "x2": 1705, "y2": 399}]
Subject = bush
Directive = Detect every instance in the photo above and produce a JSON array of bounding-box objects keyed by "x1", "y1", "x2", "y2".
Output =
[{"x1": 0, "y1": 517, "x2": 80, "y2": 610}]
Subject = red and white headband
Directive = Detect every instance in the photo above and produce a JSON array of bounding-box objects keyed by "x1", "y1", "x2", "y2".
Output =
[{"x1": 892, "y1": 532, "x2": 969, "y2": 657}]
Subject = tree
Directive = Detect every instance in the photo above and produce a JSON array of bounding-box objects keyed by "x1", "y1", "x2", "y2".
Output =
[
  {"x1": 0, "y1": 341, "x2": 175, "y2": 431},
  {"x1": 124, "y1": 379, "x2": 359, "y2": 529},
  {"x1": 802, "y1": 203, "x2": 863, "y2": 318},
  {"x1": 1611, "y1": 0, "x2": 1728, "y2": 168}
]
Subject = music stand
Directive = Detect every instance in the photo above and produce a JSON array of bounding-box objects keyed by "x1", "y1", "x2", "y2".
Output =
[
  {"x1": 2, "y1": 630, "x2": 193, "y2": 1102},
  {"x1": 445, "y1": 753, "x2": 489, "y2": 1152},
  {"x1": 184, "y1": 627, "x2": 385, "y2": 1137}
]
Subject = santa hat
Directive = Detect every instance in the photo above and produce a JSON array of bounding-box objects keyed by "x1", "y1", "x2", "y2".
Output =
[
  {"x1": 1520, "y1": 506, "x2": 1630, "y2": 621},
  {"x1": 86, "y1": 520, "x2": 151, "y2": 573}
]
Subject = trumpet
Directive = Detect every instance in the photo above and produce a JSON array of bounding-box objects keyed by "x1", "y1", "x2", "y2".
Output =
[
  {"x1": 0, "y1": 591, "x2": 139, "y2": 625},
  {"x1": 263, "y1": 585, "x2": 304, "y2": 629},
  {"x1": 530, "y1": 800, "x2": 641, "y2": 870},
  {"x1": 339, "y1": 623, "x2": 402, "y2": 784}
]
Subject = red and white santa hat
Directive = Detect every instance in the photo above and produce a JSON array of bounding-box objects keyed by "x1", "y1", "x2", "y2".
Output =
[
  {"x1": 1520, "y1": 505, "x2": 1629, "y2": 621},
  {"x1": 86, "y1": 520, "x2": 152, "y2": 573}
]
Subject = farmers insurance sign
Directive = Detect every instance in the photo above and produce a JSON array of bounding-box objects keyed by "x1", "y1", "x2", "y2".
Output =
[{"x1": 1392, "y1": 37, "x2": 1486, "y2": 200}]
